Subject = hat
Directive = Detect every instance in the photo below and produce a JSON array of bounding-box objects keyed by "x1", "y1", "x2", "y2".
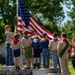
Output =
[
  {"x1": 5, "y1": 25, "x2": 10, "y2": 29},
  {"x1": 14, "y1": 33, "x2": 19, "y2": 38},
  {"x1": 23, "y1": 31, "x2": 28, "y2": 35},
  {"x1": 53, "y1": 32, "x2": 58, "y2": 37},
  {"x1": 43, "y1": 33, "x2": 47, "y2": 36},
  {"x1": 34, "y1": 35, "x2": 38, "y2": 39}
]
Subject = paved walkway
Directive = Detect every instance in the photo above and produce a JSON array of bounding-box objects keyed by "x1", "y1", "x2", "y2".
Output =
[
  {"x1": 0, "y1": 66, "x2": 61, "y2": 75},
  {"x1": 0, "y1": 66, "x2": 32, "y2": 75}
]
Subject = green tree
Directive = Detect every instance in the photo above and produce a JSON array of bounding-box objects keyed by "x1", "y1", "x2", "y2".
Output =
[
  {"x1": 68, "y1": 0, "x2": 75, "y2": 20},
  {"x1": 23, "y1": 0, "x2": 65, "y2": 22},
  {"x1": 61, "y1": 0, "x2": 75, "y2": 40},
  {"x1": 0, "y1": 0, "x2": 68, "y2": 40},
  {"x1": 61, "y1": 21, "x2": 71, "y2": 40},
  {"x1": 61, "y1": 20, "x2": 75, "y2": 40},
  {"x1": 69, "y1": 20, "x2": 75, "y2": 39},
  {"x1": 44, "y1": 20, "x2": 61, "y2": 35},
  {"x1": 0, "y1": 0, "x2": 16, "y2": 40},
  {"x1": 0, "y1": 0, "x2": 16, "y2": 31}
]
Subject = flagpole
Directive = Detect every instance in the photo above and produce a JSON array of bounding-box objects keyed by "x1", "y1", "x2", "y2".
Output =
[
  {"x1": 17, "y1": 0, "x2": 18, "y2": 26},
  {"x1": 15, "y1": 0, "x2": 18, "y2": 33},
  {"x1": 16, "y1": 0, "x2": 22, "y2": 66}
]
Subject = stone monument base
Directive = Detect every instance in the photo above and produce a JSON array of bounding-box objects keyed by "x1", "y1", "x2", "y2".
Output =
[{"x1": 0, "y1": 66, "x2": 32, "y2": 75}]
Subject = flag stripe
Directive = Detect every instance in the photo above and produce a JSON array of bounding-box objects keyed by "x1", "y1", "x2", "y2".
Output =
[
  {"x1": 31, "y1": 16, "x2": 53, "y2": 36},
  {"x1": 30, "y1": 17, "x2": 53, "y2": 39},
  {"x1": 30, "y1": 20, "x2": 43, "y2": 34},
  {"x1": 30, "y1": 21, "x2": 52, "y2": 40},
  {"x1": 29, "y1": 23, "x2": 42, "y2": 38},
  {"x1": 30, "y1": 21, "x2": 42, "y2": 36},
  {"x1": 18, "y1": 0, "x2": 53, "y2": 40}
]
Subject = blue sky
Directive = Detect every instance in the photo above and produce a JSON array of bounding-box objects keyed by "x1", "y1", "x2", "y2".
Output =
[{"x1": 61, "y1": 2, "x2": 73, "y2": 25}]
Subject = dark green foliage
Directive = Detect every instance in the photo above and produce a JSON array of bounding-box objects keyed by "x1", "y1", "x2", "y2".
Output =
[
  {"x1": 0, "y1": 0, "x2": 74, "y2": 41},
  {"x1": 22, "y1": 0, "x2": 64, "y2": 22},
  {"x1": 0, "y1": 0, "x2": 16, "y2": 40},
  {"x1": 0, "y1": 0, "x2": 16, "y2": 31},
  {"x1": 61, "y1": 20, "x2": 75, "y2": 40}
]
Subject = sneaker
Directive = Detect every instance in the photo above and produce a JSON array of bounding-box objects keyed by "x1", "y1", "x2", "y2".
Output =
[
  {"x1": 43, "y1": 66, "x2": 46, "y2": 68},
  {"x1": 37, "y1": 66, "x2": 40, "y2": 69},
  {"x1": 37, "y1": 63, "x2": 40, "y2": 69},
  {"x1": 25, "y1": 67, "x2": 31, "y2": 69},
  {"x1": 54, "y1": 71, "x2": 57, "y2": 73},
  {"x1": 33, "y1": 64, "x2": 36, "y2": 69},
  {"x1": 46, "y1": 66, "x2": 49, "y2": 68},
  {"x1": 15, "y1": 66, "x2": 17, "y2": 70},
  {"x1": 33, "y1": 66, "x2": 36, "y2": 69},
  {"x1": 59, "y1": 70, "x2": 61, "y2": 73},
  {"x1": 17, "y1": 66, "x2": 21, "y2": 70}
]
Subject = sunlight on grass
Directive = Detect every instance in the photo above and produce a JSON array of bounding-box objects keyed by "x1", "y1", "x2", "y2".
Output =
[{"x1": 69, "y1": 60, "x2": 75, "y2": 75}]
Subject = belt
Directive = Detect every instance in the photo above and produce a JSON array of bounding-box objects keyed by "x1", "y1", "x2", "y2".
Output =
[
  {"x1": 6, "y1": 43, "x2": 11, "y2": 45},
  {"x1": 25, "y1": 47, "x2": 31, "y2": 48}
]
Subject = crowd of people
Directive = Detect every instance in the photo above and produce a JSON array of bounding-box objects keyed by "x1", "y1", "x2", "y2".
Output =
[{"x1": 4, "y1": 25, "x2": 75, "y2": 75}]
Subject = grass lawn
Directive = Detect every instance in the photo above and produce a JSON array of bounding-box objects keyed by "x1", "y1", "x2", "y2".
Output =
[
  {"x1": 49, "y1": 58, "x2": 75, "y2": 75},
  {"x1": 69, "y1": 59, "x2": 75, "y2": 75}
]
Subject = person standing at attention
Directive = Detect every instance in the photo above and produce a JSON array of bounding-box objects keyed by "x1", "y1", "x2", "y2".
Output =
[
  {"x1": 4, "y1": 25, "x2": 14, "y2": 66},
  {"x1": 57, "y1": 32, "x2": 70, "y2": 75},
  {"x1": 31, "y1": 35, "x2": 41, "y2": 69},
  {"x1": 11, "y1": 34, "x2": 22, "y2": 70},
  {"x1": 49, "y1": 32, "x2": 60, "y2": 72},
  {"x1": 69, "y1": 38, "x2": 75, "y2": 69},
  {"x1": 21, "y1": 31, "x2": 32, "y2": 69},
  {"x1": 40, "y1": 33, "x2": 50, "y2": 68}
]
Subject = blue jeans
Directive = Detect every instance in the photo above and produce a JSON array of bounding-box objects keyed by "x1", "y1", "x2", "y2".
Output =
[
  {"x1": 42, "y1": 48, "x2": 50, "y2": 68},
  {"x1": 72, "y1": 57, "x2": 75, "y2": 69},
  {"x1": 5, "y1": 44, "x2": 14, "y2": 66},
  {"x1": 51, "y1": 50, "x2": 60, "y2": 71}
]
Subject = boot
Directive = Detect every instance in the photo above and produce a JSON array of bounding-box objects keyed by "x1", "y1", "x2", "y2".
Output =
[
  {"x1": 37, "y1": 63, "x2": 40, "y2": 69},
  {"x1": 33, "y1": 64, "x2": 36, "y2": 69},
  {"x1": 15, "y1": 66, "x2": 17, "y2": 70},
  {"x1": 17, "y1": 66, "x2": 21, "y2": 70}
]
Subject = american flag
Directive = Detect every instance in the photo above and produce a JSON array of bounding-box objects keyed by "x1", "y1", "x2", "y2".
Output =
[{"x1": 18, "y1": 0, "x2": 53, "y2": 39}]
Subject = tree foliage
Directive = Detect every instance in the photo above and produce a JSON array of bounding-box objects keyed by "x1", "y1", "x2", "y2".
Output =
[
  {"x1": 61, "y1": 20, "x2": 75, "y2": 40},
  {"x1": 0, "y1": 0, "x2": 74, "y2": 41},
  {"x1": 61, "y1": 0, "x2": 75, "y2": 40},
  {"x1": 0, "y1": 0, "x2": 16, "y2": 31},
  {"x1": 0, "y1": 0, "x2": 16, "y2": 40},
  {"x1": 22, "y1": 0, "x2": 65, "y2": 22},
  {"x1": 69, "y1": 0, "x2": 75, "y2": 20}
]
